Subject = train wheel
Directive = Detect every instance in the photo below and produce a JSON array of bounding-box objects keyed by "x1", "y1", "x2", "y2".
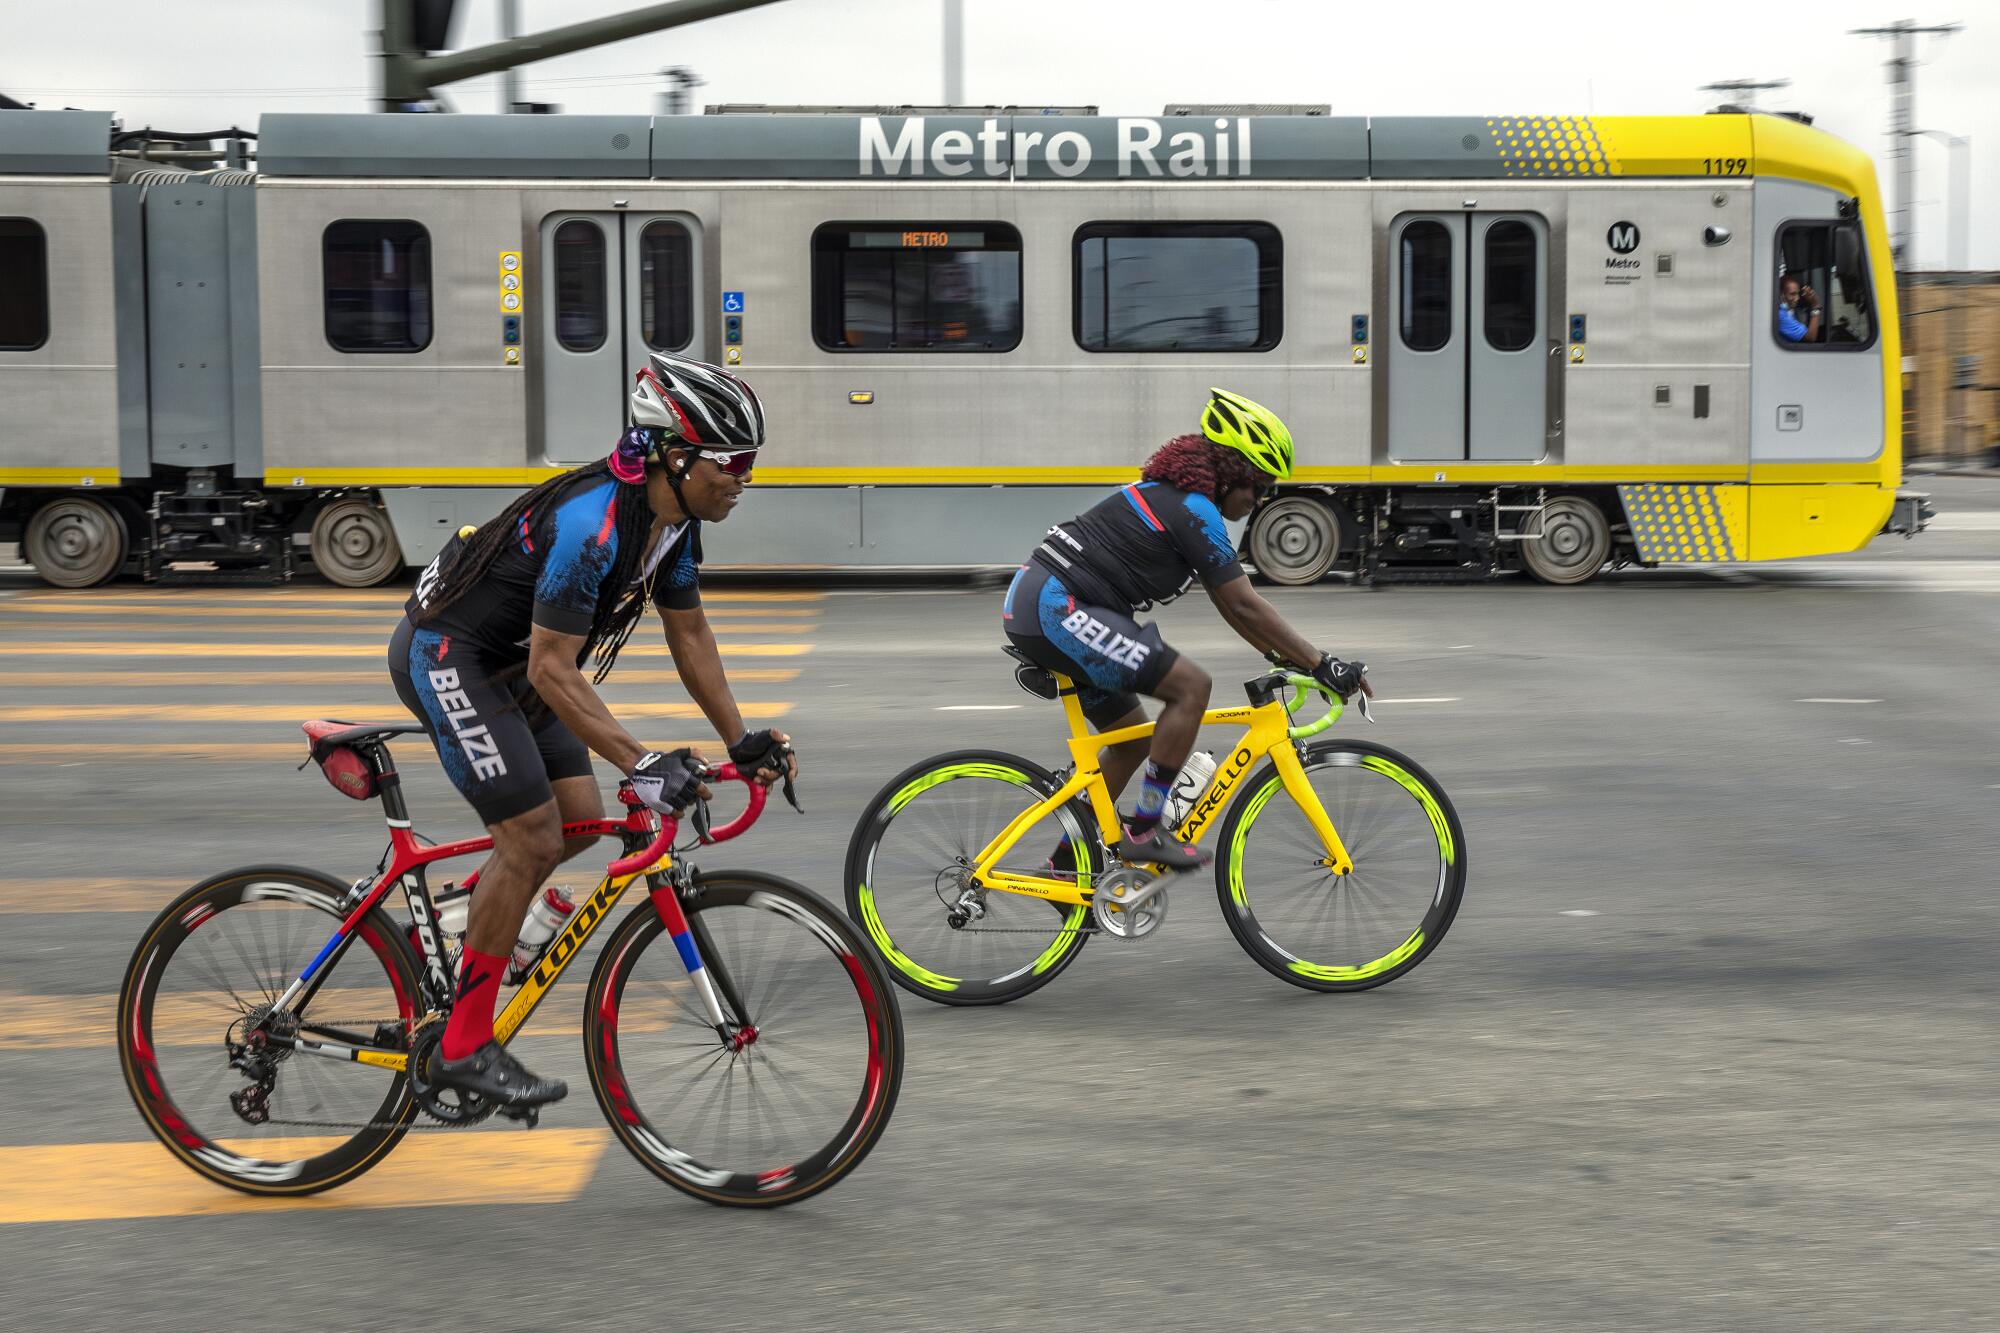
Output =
[
  {"x1": 1520, "y1": 496, "x2": 1610, "y2": 585},
  {"x1": 310, "y1": 497, "x2": 402, "y2": 587},
  {"x1": 1247, "y1": 494, "x2": 1345, "y2": 586},
  {"x1": 25, "y1": 495, "x2": 127, "y2": 588}
]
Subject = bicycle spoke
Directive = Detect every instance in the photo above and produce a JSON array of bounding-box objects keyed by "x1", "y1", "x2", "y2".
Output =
[{"x1": 597, "y1": 882, "x2": 894, "y2": 1198}]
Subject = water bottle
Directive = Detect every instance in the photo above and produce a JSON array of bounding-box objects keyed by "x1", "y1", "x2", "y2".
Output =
[
  {"x1": 506, "y1": 886, "x2": 575, "y2": 984},
  {"x1": 433, "y1": 885, "x2": 471, "y2": 938},
  {"x1": 1162, "y1": 751, "x2": 1219, "y2": 829}
]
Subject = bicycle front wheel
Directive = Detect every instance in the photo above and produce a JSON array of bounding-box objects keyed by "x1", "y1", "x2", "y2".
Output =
[
  {"x1": 1214, "y1": 741, "x2": 1466, "y2": 992},
  {"x1": 117, "y1": 867, "x2": 420, "y2": 1195},
  {"x1": 584, "y1": 871, "x2": 903, "y2": 1208},
  {"x1": 845, "y1": 750, "x2": 1100, "y2": 1006}
]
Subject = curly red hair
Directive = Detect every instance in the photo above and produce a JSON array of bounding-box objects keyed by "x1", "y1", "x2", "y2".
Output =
[{"x1": 1140, "y1": 434, "x2": 1264, "y2": 501}]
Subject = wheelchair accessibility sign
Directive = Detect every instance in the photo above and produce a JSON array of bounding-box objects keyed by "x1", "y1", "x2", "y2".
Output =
[{"x1": 721, "y1": 291, "x2": 745, "y2": 313}]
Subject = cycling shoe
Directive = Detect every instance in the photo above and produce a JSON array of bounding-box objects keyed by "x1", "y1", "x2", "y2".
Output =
[
  {"x1": 425, "y1": 1040, "x2": 568, "y2": 1109},
  {"x1": 1114, "y1": 823, "x2": 1212, "y2": 873}
]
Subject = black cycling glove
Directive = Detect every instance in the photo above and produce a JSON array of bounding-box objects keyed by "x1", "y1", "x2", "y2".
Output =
[
  {"x1": 729, "y1": 729, "x2": 791, "y2": 775},
  {"x1": 629, "y1": 748, "x2": 705, "y2": 815},
  {"x1": 1310, "y1": 653, "x2": 1368, "y2": 700},
  {"x1": 729, "y1": 729, "x2": 803, "y2": 811}
]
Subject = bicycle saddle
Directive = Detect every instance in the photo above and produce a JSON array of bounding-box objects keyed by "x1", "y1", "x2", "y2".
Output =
[
  {"x1": 999, "y1": 645, "x2": 1068, "y2": 702},
  {"x1": 301, "y1": 718, "x2": 427, "y2": 760}
]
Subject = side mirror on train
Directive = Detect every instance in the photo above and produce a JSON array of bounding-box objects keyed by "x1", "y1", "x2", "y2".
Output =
[{"x1": 1703, "y1": 225, "x2": 1732, "y2": 247}]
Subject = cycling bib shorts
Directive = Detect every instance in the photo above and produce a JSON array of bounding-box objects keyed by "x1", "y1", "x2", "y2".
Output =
[
  {"x1": 388, "y1": 616, "x2": 593, "y2": 825},
  {"x1": 1002, "y1": 562, "x2": 1177, "y2": 728}
]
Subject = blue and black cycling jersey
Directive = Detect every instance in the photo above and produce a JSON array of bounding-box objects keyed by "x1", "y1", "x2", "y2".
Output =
[
  {"x1": 405, "y1": 477, "x2": 703, "y2": 662},
  {"x1": 1030, "y1": 481, "x2": 1244, "y2": 615}
]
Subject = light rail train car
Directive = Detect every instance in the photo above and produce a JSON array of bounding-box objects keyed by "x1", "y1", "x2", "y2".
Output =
[{"x1": 0, "y1": 106, "x2": 1929, "y2": 586}]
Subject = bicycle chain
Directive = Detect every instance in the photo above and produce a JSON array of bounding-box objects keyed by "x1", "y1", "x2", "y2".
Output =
[{"x1": 230, "y1": 1014, "x2": 471, "y2": 1134}]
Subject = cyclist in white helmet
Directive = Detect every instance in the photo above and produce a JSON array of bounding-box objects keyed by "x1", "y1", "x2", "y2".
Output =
[
  {"x1": 388, "y1": 352, "x2": 797, "y2": 1111},
  {"x1": 1004, "y1": 389, "x2": 1373, "y2": 872}
]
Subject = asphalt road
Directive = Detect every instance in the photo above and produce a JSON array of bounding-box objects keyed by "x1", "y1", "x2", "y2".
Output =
[{"x1": 3, "y1": 479, "x2": 1998, "y2": 1332}]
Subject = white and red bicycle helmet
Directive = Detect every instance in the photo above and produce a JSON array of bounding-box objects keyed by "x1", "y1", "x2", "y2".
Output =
[{"x1": 630, "y1": 352, "x2": 766, "y2": 452}]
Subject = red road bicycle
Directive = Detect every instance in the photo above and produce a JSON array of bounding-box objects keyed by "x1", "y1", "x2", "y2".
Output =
[{"x1": 117, "y1": 719, "x2": 903, "y2": 1207}]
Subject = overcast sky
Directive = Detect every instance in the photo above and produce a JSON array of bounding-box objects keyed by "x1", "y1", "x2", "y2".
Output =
[{"x1": 9, "y1": 0, "x2": 1995, "y2": 266}]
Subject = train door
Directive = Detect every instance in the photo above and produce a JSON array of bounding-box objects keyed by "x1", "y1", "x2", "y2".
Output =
[
  {"x1": 1386, "y1": 211, "x2": 1548, "y2": 460},
  {"x1": 538, "y1": 212, "x2": 704, "y2": 463}
]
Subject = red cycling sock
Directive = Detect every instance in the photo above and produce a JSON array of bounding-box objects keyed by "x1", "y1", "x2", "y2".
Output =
[{"x1": 441, "y1": 948, "x2": 506, "y2": 1061}]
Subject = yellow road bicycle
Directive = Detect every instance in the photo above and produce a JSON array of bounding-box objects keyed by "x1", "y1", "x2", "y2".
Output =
[{"x1": 844, "y1": 651, "x2": 1467, "y2": 1005}]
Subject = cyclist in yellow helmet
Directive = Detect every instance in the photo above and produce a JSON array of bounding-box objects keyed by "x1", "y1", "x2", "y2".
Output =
[{"x1": 1003, "y1": 389, "x2": 1373, "y2": 871}]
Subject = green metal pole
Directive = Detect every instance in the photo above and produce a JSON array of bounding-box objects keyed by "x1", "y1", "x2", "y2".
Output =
[{"x1": 386, "y1": 0, "x2": 788, "y2": 108}]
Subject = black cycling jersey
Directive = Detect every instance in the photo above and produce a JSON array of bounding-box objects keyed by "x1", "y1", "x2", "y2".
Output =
[
  {"x1": 406, "y1": 476, "x2": 702, "y2": 661},
  {"x1": 1030, "y1": 482, "x2": 1243, "y2": 615}
]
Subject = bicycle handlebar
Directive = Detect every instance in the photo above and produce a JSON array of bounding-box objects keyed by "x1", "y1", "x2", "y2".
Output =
[
  {"x1": 607, "y1": 763, "x2": 768, "y2": 879},
  {"x1": 1279, "y1": 672, "x2": 1373, "y2": 738}
]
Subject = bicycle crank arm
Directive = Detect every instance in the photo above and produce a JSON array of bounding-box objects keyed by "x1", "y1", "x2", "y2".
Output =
[{"x1": 1095, "y1": 871, "x2": 1168, "y2": 913}]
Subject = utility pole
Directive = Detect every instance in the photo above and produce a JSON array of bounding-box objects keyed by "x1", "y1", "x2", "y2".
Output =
[
  {"x1": 1912, "y1": 128, "x2": 1973, "y2": 454},
  {"x1": 1850, "y1": 19, "x2": 1961, "y2": 267},
  {"x1": 499, "y1": 0, "x2": 520, "y2": 112},
  {"x1": 379, "y1": 0, "x2": 788, "y2": 111},
  {"x1": 1698, "y1": 78, "x2": 1789, "y2": 113},
  {"x1": 942, "y1": 0, "x2": 963, "y2": 105},
  {"x1": 658, "y1": 65, "x2": 704, "y2": 116}
]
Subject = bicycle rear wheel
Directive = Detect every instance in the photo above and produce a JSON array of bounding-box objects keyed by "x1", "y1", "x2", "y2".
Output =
[
  {"x1": 844, "y1": 750, "x2": 1099, "y2": 1006},
  {"x1": 117, "y1": 868, "x2": 420, "y2": 1195},
  {"x1": 1214, "y1": 741, "x2": 1466, "y2": 992},
  {"x1": 584, "y1": 871, "x2": 903, "y2": 1207}
]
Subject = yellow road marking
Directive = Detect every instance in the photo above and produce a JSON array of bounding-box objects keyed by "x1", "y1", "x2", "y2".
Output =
[
  {"x1": 0, "y1": 983, "x2": 685, "y2": 1047},
  {"x1": 0, "y1": 620, "x2": 810, "y2": 636},
  {"x1": 6, "y1": 603, "x2": 821, "y2": 620},
  {"x1": 0, "y1": 701, "x2": 791, "y2": 723},
  {"x1": 0, "y1": 740, "x2": 708, "y2": 762},
  {"x1": 0, "y1": 879, "x2": 197, "y2": 914},
  {"x1": 0, "y1": 668, "x2": 801, "y2": 687},
  {"x1": 0, "y1": 642, "x2": 812, "y2": 657},
  {"x1": 0, "y1": 1130, "x2": 608, "y2": 1223}
]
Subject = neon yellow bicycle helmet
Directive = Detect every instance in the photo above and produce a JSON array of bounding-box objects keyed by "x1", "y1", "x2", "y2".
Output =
[{"x1": 1201, "y1": 388, "x2": 1294, "y2": 481}]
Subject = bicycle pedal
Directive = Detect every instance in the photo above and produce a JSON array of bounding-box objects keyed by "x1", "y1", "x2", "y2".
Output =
[{"x1": 498, "y1": 1105, "x2": 540, "y2": 1128}]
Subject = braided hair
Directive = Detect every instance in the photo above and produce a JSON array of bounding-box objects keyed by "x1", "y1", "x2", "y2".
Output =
[
  {"x1": 1140, "y1": 433, "x2": 1264, "y2": 501},
  {"x1": 413, "y1": 459, "x2": 661, "y2": 713}
]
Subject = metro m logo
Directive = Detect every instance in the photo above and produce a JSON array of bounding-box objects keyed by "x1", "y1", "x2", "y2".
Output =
[{"x1": 1606, "y1": 222, "x2": 1641, "y2": 254}]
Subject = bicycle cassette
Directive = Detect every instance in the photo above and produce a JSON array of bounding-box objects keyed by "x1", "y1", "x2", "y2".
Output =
[{"x1": 1092, "y1": 867, "x2": 1168, "y2": 940}]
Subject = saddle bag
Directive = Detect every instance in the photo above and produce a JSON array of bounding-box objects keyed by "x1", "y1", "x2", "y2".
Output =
[{"x1": 301, "y1": 720, "x2": 378, "y2": 801}]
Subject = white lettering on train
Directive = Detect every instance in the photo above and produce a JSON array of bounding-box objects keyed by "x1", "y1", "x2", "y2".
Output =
[{"x1": 859, "y1": 117, "x2": 1253, "y2": 179}]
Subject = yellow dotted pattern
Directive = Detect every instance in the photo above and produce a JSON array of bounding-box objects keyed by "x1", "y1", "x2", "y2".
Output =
[
  {"x1": 1617, "y1": 484, "x2": 1745, "y2": 563},
  {"x1": 1486, "y1": 117, "x2": 1614, "y2": 178}
]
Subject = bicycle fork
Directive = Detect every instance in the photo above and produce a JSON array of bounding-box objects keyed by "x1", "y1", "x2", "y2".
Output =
[{"x1": 645, "y1": 873, "x2": 754, "y2": 1048}]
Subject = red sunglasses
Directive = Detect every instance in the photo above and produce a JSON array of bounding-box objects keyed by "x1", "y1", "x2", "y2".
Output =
[{"x1": 694, "y1": 447, "x2": 757, "y2": 477}]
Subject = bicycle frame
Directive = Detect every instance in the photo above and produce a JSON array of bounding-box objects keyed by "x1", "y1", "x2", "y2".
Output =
[
  {"x1": 969, "y1": 671, "x2": 1355, "y2": 907},
  {"x1": 265, "y1": 745, "x2": 767, "y2": 1076}
]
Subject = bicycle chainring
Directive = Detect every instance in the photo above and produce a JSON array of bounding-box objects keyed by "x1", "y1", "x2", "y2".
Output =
[
  {"x1": 406, "y1": 1021, "x2": 496, "y2": 1127},
  {"x1": 1092, "y1": 868, "x2": 1168, "y2": 940}
]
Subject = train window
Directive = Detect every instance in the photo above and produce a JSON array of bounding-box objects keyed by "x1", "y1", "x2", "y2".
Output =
[
  {"x1": 323, "y1": 220, "x2": 433, "y2": 353},
  {"x1": 639, "y1": 221, "x2": 693, "y2": 351},
  {"x1": 552, "y1": 220, "x2": 608, "y2": 353},
  {"x1": 1483, "y1": 220, "x2": 1536, "y2": 352},
  {"x1": 1399, "y1": 221, "x2": 1452, "y2": 353},
  {"x1": 811, "y1": 223, "x2": 1022, "y2": 352},
  {"x1": 1073, "y1": 223, "x2": 1281, "y2": 353},
  {"x1": 1774, "y1": 221, "x2": 1875, "y2": 350},
  {"x1": 0, "y1": 219, "x2": 49, "y2": 351}
]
